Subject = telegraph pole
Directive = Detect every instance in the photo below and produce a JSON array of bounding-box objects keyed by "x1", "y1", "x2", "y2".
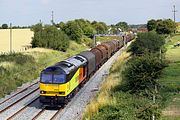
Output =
[
  {"x1": 172, "y1": 5, "x2": 178, "y2": 22},
  {"x1": 39, "y1": 19, "x2": 42, "y2": 24},
  {"x1": 51, "y1": 11, "x2": 54, "y2": 24}
]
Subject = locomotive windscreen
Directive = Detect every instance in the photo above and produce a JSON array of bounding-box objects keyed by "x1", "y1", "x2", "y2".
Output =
[
  {"x1": 41, "y1": 74, "x2": 52, "y2": 83},
  {"x1": 40, "y1": 73, "x2": 66, "y2": 84}
]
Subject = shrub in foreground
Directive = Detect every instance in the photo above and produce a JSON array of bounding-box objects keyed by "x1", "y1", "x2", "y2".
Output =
[{"x1": 122, "y1": 53, "x2": 167, "y2": 96}]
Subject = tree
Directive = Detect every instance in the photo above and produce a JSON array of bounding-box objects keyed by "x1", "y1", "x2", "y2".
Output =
[
  {"x1": 156, "y1": 19, "x2": 176, "y2": 34},
  {"x1": 58, "y1": 22, "x2": 65, "y2": 30},
  {"x1": 63, "y1": 21, "x2": 83, "y2": 43},
  {"x1": 128, "y1": 31, "x2": 165, "y2": 55},
  {"x1": 2, "y1": 24, "x2": 8, "y2": 29},
  {"x1": 115, "y1": 22, "x2": 129, "y2": 31},
  {"x1": 147, "y1": 19, "x2": 157, "y2": 31},
  {"x1": 92, "y1": 22, "x2": 108, "y2": 34},
  {"x1": 146, "y1": 19, "x2": 176, "y2": 34},
  {"x1": 74, "y1": 19, "x2": 95, "y2": 38},
  {"x1": 31, "y1": 24, "x2": 69, "y2": 51}
]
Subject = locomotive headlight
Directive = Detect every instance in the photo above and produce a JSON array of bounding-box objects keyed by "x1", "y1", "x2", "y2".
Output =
[{"x1": 40, "y1": 91, "x2": 46, "y2": 94}]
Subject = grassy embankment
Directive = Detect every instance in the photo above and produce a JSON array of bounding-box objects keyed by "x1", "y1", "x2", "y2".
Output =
[
  {"x1": 177, "y1": 22, "x2": 180, "y2": 32},
  {"x1": 96, "y1": 36, "x2": 122, "y2": 43},
  {"x1": 160, "y1": 34, "x2": 180, "y2": 119},
  {"x1": 83, "y1": 50, "x2": 142, "y2": 120},
  {"x1": 0, "y1": 41, "x2": 88, "y2": 98}
]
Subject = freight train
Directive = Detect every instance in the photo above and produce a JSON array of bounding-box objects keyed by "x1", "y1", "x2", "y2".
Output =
[{"x1": 39, "y1": 33, "x2": 134, "y2": 106}]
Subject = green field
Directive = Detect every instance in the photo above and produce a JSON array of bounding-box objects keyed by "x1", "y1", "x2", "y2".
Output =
[
  {"x1": 160, "y1": 34, "x2": 180, "y2": 119},
  {"x1": 177, "y1": 22, "x2": 180, "y2": 32}
]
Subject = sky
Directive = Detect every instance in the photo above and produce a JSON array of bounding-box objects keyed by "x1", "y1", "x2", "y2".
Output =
[{"x1": 0, "y1": 0, "x2": 179, "y2": 26}]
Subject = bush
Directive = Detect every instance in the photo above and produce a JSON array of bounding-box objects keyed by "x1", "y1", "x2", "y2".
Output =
[
  {"x1": 122, "y1": 53, "x2": 167, "y2": 95},
  {"x1": 2, "y1": 24, "x2": 8, "y2": 29},
  {"x1": 128, "y1": 31, "x2": 165, "y2": 56}
]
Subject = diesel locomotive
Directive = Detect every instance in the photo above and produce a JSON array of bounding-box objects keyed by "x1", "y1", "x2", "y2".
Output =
[{"x1": 39, "y1": 33, "x2": 134, "y2": 106}]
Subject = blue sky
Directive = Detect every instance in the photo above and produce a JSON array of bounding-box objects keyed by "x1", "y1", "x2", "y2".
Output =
[{"x1": 0, "y1": 0, "x2": 179, "y2": 26}]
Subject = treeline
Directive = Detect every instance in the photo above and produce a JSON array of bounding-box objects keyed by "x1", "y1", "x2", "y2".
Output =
[
  {"x1": 147, "y1": 19, "x2": 176, "y2": 34},
  {"x1": 31, "y1": 19, "x2": 129, "y2": 51},
  {"x1": 57, "y1": 19, "x2": 108, "y2": 43},
  {"x1": 0, "y1": 24, "x2": 31, "y2": 29},
  {"x1": 31, "y1": 19, "x2": 108, "y2": 51}
]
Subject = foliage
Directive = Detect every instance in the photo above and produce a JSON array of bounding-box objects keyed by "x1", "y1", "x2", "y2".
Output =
[
  {"x1": 122, "y1": 53, "x2": 167, "y2": 95},
  {"x1": 59, "y1": 19, "x2": 96, "y2": 42},
  {"x1": 147, "y1": 19, "x2": 176, "y2": 34},
  {"x1": 115, "y1": 22, "x2": 129, "y2": 32},
  {"x1": 92, "y1": 21, "x2": 108, "y2": 34},
  {"x1": 128, "y1": 31, "x2": 165, "y2": 55},
  {"x1": 61, "y1": 20, "x2": 83, "y2": 43},
  {"x1": 136, "y1": 103, "x2": 161, "y2": 120},
  {"x1": 2, "y1": 24, "x2": 8, "y2": 29},
  {"x1": 147, "y1": 19, "x2": 157, "y2": 31},
  {"x1": 58, "y1": 19, "x2": 109, "y2": 43},
  {"x1": 75, "y1": 19, "x2": 95, "y2": 38},
  {"x1": 156, "y1": 19, "x2": 176, "y2": 34},
  {"x1": 31, "y1": 24, "x2": 70, "y2": 51}
]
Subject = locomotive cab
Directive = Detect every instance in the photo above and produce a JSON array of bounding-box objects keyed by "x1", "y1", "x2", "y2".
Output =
[
  {"x1": 39, "y1": 66, "x2": 68, "y2": 105},
  {"x1": 39, "y1": 57, "x2": 88, "y2": 106}
]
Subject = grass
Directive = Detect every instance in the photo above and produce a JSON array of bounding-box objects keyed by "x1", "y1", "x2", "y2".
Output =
[
  {"x1": 165, "y1": 35, "x2": 180, "y2": 62},
  {"x1": 177, "y1": 22, "x2": 180, "y2": 32},
  {"x1": 159, "y1": 34, "x2": 180, "y2": 119},
  {"x1": 0, "y1": 41, "x2": 88, "y2": 98},
  {"x1": 96, "y1": 36, "x2": 122, "y2": 43},
  {"x1": 0, "y1": 29, "x2": 33, "y2": 53},
  {"x1": 83, "y1": 52, "x2": 130, "y2": 120}
]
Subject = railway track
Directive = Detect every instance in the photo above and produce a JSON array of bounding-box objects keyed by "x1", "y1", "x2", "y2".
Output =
[
  {"x1": 6, "y1": 97, "x2": 39, "y2": 120},
  {"x1": 0, "y1": 79, "x2": 64, "y2": 120},
  {"x1": 0, "y1": 81, "x2": 38, "y2": 105},
  {"x1": 32, "y1": 107, "x2": 62, "y2": 120},
  {"x1": 32, "y1": 107, "x2": 46, "y2": 120},
  {"x1": 0, "y1": 87, "x2": 39, "y2": 114},
  {"x1": 50, "y1": 109, "x2": 62, "y2": 120}
]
